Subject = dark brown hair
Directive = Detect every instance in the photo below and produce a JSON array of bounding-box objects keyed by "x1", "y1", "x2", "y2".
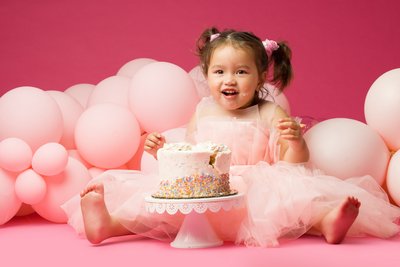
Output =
[{"x1": 196, "y1": 27, "x2": 293, "y2": 96}]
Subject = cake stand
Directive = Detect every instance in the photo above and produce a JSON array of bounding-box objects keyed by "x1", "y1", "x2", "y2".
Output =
[{"x1": 145, "y1": 193, "x2": 244, "y2": 249}]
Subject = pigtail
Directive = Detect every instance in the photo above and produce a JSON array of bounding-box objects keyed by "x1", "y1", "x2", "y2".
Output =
[
  {"x1": 196, "y1": 27, "x2": 220, "y2": 75},
  {"x1": 269, "y1": 42, "x2": 293, "y2": 91},
  {"x1": 196, "y1": 27, "x2": 219, "y2": 56}
]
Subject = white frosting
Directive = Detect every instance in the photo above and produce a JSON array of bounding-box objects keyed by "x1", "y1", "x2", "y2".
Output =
[{"x1": 157, "y1": 142, "x2": 231, "y2": 182}]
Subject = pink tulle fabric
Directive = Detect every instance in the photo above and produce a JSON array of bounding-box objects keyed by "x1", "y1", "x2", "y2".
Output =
[{"x1": 62, "y1": 96, "x2": 400, "y2": 246}]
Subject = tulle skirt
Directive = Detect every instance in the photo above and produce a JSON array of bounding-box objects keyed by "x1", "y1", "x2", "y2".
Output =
[
  {"x1": 61, "y1": 163, "x2": 400, "y2": 246},
  {"x1": 236, "y1": 161, "x2": 400, "y2": 247}
]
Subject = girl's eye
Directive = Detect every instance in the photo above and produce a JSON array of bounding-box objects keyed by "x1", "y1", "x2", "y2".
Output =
[
  {"x1": 214, "y1": 70, "x2": 223, "y2": 74},
  {"x1": 237, "y1": 70, "x2": 247, "y2": 75}
]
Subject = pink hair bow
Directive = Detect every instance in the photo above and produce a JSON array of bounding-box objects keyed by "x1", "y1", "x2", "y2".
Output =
[
  {"x1": 262, "y1": 38, "x2": 279, "y2": 56},
  {"x1": 210, "y1": 33, "x2": 220, "y2": 42}
]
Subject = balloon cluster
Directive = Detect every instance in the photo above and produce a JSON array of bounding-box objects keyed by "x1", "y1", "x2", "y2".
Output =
[
  {"x1": 1, "y1": 57, "x2": 399, "y2": 226},
  {"x1": 304, "y1": 68, "x2": 400, "y2": 206},
  {"x1": 0, "y1": 58, "x2": 199, "y2": 225}
]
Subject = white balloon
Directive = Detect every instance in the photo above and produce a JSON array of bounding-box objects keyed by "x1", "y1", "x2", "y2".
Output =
[
  {"x1": 365, "y1": 68, "x2": 400, "y2": 150},
  {"x1": 304, "y1": 118, "x2": 390, "y2": 184}
]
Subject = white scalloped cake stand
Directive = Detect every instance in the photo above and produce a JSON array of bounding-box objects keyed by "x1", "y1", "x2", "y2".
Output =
[{"x1": 145, "y1": 193, "x2": 245, "y2": 249}]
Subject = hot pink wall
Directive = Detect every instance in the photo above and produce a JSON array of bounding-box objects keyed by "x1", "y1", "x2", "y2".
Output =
[{"x1": 1, "y1": 0, "x2": 399, "y2": 122}]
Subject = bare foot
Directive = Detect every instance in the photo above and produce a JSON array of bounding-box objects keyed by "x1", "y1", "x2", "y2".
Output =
[
  {"x1": 317, "y1": 196, "x2": 361, "y2": 244},
  {"x1": 80, "y1": 183, "x2": 131, "y2": 244}
]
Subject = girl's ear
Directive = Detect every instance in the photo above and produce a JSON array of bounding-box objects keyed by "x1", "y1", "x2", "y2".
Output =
[{"x1": 258, "y1": 71, "x2": 267, "y2": 87}]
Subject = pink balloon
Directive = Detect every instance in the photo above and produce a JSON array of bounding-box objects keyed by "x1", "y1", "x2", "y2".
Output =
[
  {"x1": 32, "y1": 157, "x2": 92, "y2": 223},
  {"x1": 32, "y1": 143, "x2": 68, "y2": 176},
  {"x1": 116, "y1": 58, "x2": 157, "y2": 78},
  {"x1": 15, "y1": 169, "x2": 47, "y2": 205},
  {"x1": 189, "y1": 65, "x2": 210, "y2": 98},
  {"x1": 0, "y1": 169, "x2": 21, "y2": 225},
  {"x1": 304, "y1": 118, "x2": 389, "y2": 185},
  {"x1": 64, "y1": 83, "x2": 95, "y2": 109},
  {"x1": 75, "y1": 104, "x2": 141, "y2": 169},
  {"x1": 365, "y1": 68, "x2": 400, "y2": 151},
  {"x1": 129, "y1": 62, "x2": 199, "y2": 133},
  {"x1": 386, "y1": 150, "x2": 400, "y2": 206},
  {"x1": 0, "y1": 137, "x2": 32, "y2": 172},
  {"x1": 263, "y1": 83, "x2": 291, "y2": 115},
  {"x1": 87, "y1": 76, "x2": 131, "y2": 108},
  {"x1": 48, "y1": 90, "x2": 84, "y2": 149},
  {"x1": 0, "y1": 86, "x2": 63, "y2": 152}
]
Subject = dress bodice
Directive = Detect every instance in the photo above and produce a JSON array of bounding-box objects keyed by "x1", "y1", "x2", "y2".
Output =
[{"x1": 193, "y1": 97, "x2": 280, "y2": 165}]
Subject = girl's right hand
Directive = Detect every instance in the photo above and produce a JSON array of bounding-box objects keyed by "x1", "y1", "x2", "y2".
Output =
[{"x1": 144, "y1": 132, "x2": 165, "y2": 158}]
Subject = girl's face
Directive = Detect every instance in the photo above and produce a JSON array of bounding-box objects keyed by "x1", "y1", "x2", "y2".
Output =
[{"x1": 207, "y1": 45, "x2": 264, "y2": 110}]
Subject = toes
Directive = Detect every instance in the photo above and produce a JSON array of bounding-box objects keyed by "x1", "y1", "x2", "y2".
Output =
[
  {"x1": 348, "y1": 196, "x2": 361, "y2": 208},
  {"x1": 80, "y1": 184, "x2": 98, "y2": 197}
]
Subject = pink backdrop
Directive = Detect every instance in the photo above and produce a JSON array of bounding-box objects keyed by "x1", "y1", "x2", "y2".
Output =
[
  {"x1": 1, "y1": 2, "x2": 400, "y2": 265},
  {"x1": 1, "y1": 0, "x2": 400, "y2": 122}
]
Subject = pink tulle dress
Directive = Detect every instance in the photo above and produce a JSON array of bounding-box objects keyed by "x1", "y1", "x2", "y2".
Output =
[{"x1": 62, "y1": 96, "x2": 400, "y2": 246}]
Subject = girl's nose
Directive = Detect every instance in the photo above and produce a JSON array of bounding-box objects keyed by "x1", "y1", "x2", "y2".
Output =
[{"x1": 224, "y1": 74, "x2": 236, "y2": 85}]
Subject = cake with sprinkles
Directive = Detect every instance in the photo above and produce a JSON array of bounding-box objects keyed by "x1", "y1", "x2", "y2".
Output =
[{"x1": 152, "y1": 142, "x2": 235, "y2": 199}]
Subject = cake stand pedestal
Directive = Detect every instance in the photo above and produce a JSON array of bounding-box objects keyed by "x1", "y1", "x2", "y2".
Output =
[{"x1": 145, "y1": 193, "x2": 244, "y2": 249}]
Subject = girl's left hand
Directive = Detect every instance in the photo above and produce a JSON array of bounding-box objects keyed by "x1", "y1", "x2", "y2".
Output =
[{"x1": 276, "y1": 117, "x2": 305, "y2": 141}]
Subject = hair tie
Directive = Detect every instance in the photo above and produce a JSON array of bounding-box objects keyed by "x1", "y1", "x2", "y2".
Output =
[
  {"x1": 262, "y1": 38, "x2": 279, "y2": 56},
  {"x1": 210, "y1": 33, "x2": 220, "y2": 42}
]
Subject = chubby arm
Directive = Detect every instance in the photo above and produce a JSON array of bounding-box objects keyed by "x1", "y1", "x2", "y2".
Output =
[{"x1": 272, "y1": 106, "x2": 309, "y2": 163}]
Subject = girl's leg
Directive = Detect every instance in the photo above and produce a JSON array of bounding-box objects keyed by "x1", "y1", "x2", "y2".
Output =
[
  {"x1": 312, "y1": 196, "x2": 360, "y2": 244},
  {"x1": 80, "y1": 183, "x2": 133, "y2": 244}
]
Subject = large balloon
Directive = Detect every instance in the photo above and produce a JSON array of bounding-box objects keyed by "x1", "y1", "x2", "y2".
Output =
[
  {"x1": 129, "y1": 62, "x2": 199, "y2": 133},
  {"x1": 0, "y1": 86, "x2": 63, "y2": 151},
  {"x1": 364, "y1": 68, "x2": 400, "y2": 151},
  {"x1": 64, "y1": 83, "x2": 95, "y2": 109},
  {"x1": 48, "y1": 90, "x2": 84, "y2": 149},
  {"x1": 87, "y1": 76, "x2": 131, "y2": 108},
  {"x1": 117, "y1": 58, "x2": 157, "y2": 78},
  {"x1": 304, "y1": 118, "x2": 390, "y2": 185},
  {"x1": 386, "y1": 150, "x2": 400, "y2": 206},
  {"x1": 0, "y1": 169, "x2": 21, "y2": 225},
  {"x1": 32, "y1": 157, "x2": 91, "y2": 223},
  {"x1": 75, "y1": 104, "x2": 141, "y2": 169},
  {"x1": 0, "y1": 138, "x2": 32, "y2": 172}
]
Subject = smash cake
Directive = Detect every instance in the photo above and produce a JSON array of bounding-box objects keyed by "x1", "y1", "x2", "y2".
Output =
[{"x1": 152, "y1": 142, "x2": 236, "y2": 199}]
